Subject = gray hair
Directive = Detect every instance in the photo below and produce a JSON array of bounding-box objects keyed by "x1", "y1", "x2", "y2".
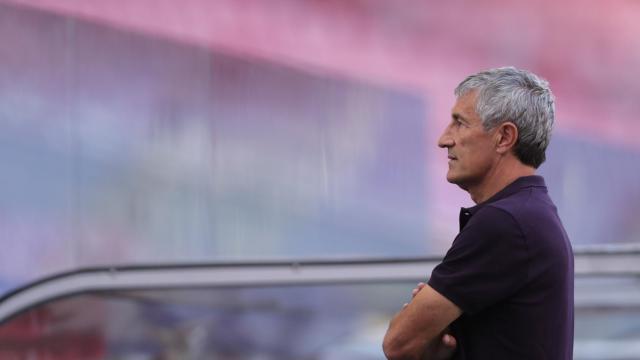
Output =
[{"x1": 454, "y1": 66, "x2": 555, "y2": 168}]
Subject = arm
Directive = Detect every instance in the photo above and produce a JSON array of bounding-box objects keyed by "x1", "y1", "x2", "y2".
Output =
[{"x1": 383, "y1": 284, "x2": 462, "y2": 360}]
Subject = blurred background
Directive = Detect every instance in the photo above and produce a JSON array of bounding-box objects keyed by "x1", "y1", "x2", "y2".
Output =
[{"x1": 0, "y1": 0, "x2": 639, "y2": 359}]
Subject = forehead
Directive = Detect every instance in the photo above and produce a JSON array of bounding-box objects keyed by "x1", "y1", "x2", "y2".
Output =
[{"x1": 451, "y1": 91, "x2": 480, "y2": 122}]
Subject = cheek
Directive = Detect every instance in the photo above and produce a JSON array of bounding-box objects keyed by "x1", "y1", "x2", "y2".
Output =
[
  {"x1": 459, "y1": 137, "x2": 493, "y2": 166},
  {"x1": 471, "y1": 146, "x2": 496, "y2": 168}
]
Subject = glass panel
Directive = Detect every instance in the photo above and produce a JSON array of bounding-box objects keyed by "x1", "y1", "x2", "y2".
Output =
[
  {"x1": 0, "y1": 276, "x2": 639, "y2": 359},
  {"x1": 574, "y1": 276, "x2": 640, "y2": 359},
  {"x1": 0, "y1": 283, "x2": 409, "y2": 359}
]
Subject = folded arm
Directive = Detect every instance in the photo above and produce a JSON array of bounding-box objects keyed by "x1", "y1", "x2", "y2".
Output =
[{"x1": 383, "y1": 284, "x2": 462, "y2": 360}]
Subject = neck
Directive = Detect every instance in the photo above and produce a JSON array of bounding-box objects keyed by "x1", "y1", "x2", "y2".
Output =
[{"x1": 467, "y1": 158, "x2": 536, "y2": 204}]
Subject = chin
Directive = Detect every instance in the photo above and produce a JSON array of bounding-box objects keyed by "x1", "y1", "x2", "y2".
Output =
[{"x1": 446, "y1": 173, "x2": 469, "y2": 190}]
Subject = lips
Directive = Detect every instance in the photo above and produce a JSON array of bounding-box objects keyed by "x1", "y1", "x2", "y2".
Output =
[{"x1": 448, "y1": 154, "x2": 457, "y2": 160}]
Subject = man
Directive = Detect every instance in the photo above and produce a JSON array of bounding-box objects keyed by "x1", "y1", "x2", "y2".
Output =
[{"x1": 383, "y1": 67, "x2": 574, "y2": 359}]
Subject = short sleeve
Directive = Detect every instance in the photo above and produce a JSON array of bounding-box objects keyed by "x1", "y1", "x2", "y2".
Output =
[{"x1": 428, "y1": 205, "x2": 529, "y2": 314}]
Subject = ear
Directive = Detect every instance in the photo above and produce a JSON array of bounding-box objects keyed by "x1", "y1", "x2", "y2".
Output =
[{"x1": 495, "y1": 122, "x2": 518, "y2": 154}]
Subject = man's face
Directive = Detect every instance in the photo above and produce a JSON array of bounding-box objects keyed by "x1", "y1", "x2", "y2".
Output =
[{"x1": 438, "y1": 91, "x2": 498, "y2": 190}]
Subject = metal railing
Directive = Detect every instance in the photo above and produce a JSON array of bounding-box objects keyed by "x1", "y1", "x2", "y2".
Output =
[{"x1": 2, "y1": 244, "x2": 639, "y2": 325}]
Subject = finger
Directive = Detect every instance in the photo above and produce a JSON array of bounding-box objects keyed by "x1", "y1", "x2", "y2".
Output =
[
  {"x1": 442, "y1": 334, "x2": 457, "y2": 348},
  {"x1": 412, "y1": 283, "x2": 426, "y2": 298}
]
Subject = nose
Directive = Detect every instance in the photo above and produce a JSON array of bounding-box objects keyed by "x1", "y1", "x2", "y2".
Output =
[{"x1": 438, "y1": 125, "x2": 454, "y2": 148}]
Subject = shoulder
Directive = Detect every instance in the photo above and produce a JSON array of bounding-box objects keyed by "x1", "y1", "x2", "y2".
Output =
[
  {"x1": 482, "y1": 187, "x2": 572, "y2": 274},
  {"x1": 488, "y1": 187, "x2": 563, "y2": 241},
  {"x1": 431, "y1": 205, "x2": 531, "y2": 314}
]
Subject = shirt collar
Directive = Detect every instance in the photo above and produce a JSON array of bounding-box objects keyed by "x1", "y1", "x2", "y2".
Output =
[{"x1": 459, "y1": 175, "x2": 547, "y2": 229}]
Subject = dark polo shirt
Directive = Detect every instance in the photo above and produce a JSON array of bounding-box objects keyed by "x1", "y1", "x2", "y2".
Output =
[{"x1": 428, "y1": 176, "x2": 574, "y2": 359}]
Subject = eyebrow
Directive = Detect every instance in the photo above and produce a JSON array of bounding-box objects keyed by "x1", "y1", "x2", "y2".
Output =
[{"x1": 452, "y1": 113, "x2": 469, "y2": 124}]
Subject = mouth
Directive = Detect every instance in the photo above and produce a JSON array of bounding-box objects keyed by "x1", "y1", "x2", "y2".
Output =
[{"x1": 447, "y1": 154, "x2": 457, "y2": 161}]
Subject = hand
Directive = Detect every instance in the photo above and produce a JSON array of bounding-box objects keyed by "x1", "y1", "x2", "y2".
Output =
[
  {"x1": 412, "y1": 282, "x2": 427, "y2": 298},
  {"x1": 422, "y1": 332, "x2": 457, "y2": 360},
  {"x1": 403, "y1": 282, "x2": 427, "y2": 309},
  {"x1": 403, "y1": 283, "x2": 458, "y2": 359}
]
